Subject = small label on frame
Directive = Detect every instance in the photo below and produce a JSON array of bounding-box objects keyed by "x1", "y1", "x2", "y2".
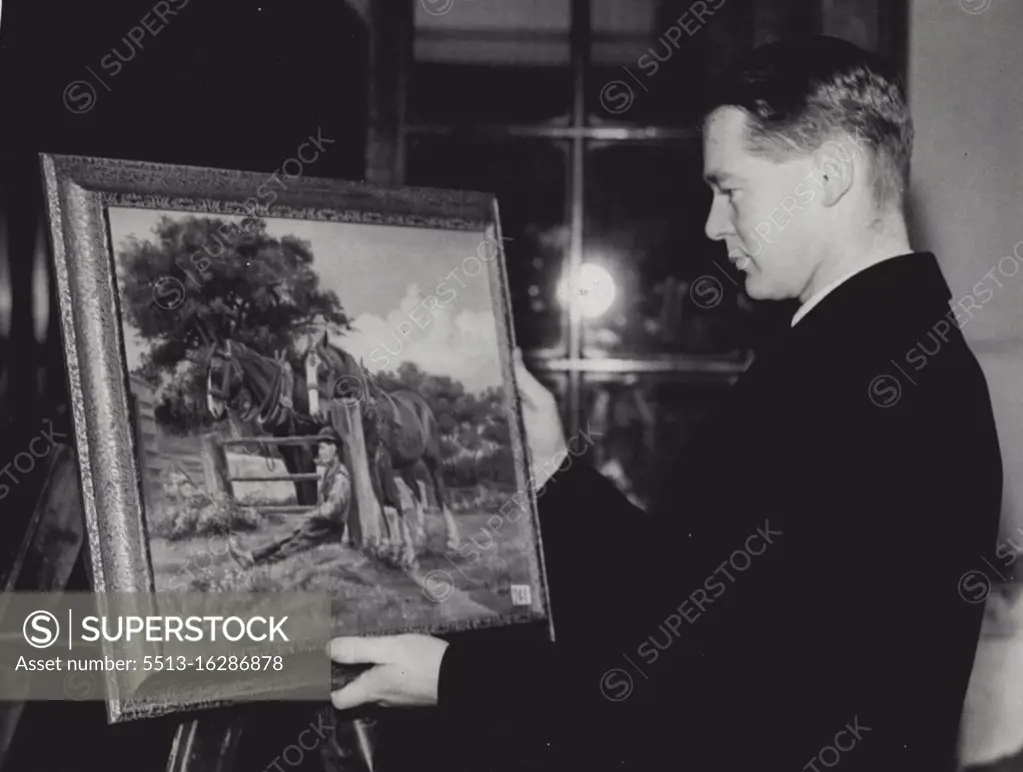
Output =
[{"x1": 510, "y1": 585, "x2": 531, "y2": 606}]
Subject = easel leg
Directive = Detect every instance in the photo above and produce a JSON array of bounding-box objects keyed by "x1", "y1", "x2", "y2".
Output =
[
  {"x1": 324, "y1": 713, "x2": 378, "y2": 772},
  {"x1": 165, "y1": 715, "x2": 245, "y2": 772},
  {"x1": 0, "y1": 444, "x2": 84, "y2": 772}
]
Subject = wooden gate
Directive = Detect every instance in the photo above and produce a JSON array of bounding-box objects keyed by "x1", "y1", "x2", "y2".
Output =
[
  {"x1": 200, "y1": 434, "x2": 321, "y2": 514},
  {"x1": 199, "y1": 398, "x2": 387, "y2": 549}
]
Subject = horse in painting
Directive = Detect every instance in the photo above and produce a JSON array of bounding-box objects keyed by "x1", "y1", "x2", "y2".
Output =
[
  {"x1": 307, "y1": 332, "x2": 460, "y2": 555},
  {"x1": 206, "y1": 339, "x2": 323, "y2": 508}
]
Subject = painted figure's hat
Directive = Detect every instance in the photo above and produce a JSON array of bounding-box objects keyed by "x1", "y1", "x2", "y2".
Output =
[{"x1": 317, "y1": 425, "x2": 344, "y2": 449}]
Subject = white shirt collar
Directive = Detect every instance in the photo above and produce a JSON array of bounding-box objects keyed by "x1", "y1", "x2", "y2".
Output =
[{"x1": 790, "y1": 260, "x2": 893, "y2": 327}]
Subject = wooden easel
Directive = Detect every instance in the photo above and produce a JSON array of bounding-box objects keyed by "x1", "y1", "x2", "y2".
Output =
[
  {"x1": 0, "y1": 444, "x2": 375, "y2": 772},
  {"x1": 0, "y1": 444, "x2": 84, "y2": 767}
]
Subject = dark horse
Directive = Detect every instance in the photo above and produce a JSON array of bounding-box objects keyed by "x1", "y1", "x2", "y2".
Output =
[
  {"x1": 308, "y1": 332, "x2": 460, "y2": 554},
  {"x1": 205, "y1": 339, "x2": 324, "y2": 508}
]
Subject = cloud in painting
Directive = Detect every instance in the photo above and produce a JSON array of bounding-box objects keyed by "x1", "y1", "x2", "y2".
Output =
[{"x1": 334, "y1": 283, "x2": 502, "y2": 393}]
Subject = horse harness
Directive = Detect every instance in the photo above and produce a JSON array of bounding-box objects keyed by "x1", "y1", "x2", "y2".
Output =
[
  {"x1": 217, "y1": 349, "x2": 294, "y2": 431},
  {"x1": 360, "y1": 376, "x2": 412, "y2": 449},
  {"x1": 218, "y1": 347, "x2": 299, "y2": 469}
]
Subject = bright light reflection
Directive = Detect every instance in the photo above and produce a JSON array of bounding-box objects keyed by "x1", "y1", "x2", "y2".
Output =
[{"x1": 558, "y1": 263, "x2": 617, "y2": 319}]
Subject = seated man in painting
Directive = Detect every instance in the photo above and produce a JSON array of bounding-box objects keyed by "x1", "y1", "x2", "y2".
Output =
[
  {"x1": 229, "y1": 426, "x2": 351, "y2": 567},
  {"x1": 325, "y1": 36, "x2": 1004, "y2": 772}
]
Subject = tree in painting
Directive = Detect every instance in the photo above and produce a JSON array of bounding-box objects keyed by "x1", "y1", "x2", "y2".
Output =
[{"x1": 117, "y1": 215, "x2": 350, "y2": 433}]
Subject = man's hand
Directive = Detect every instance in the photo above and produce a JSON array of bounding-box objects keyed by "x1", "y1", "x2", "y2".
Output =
[
  {"x1": 513, "y1": 348, "x2": 569, "y2": 491},
  {"x1": 329, "y1": 634, "x2": 449, "y2": 709}
]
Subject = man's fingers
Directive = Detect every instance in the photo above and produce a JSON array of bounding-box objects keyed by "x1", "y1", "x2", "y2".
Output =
[
  {"x1": 512, "y1": 349, "x2": 534, "y2": 407},
  {"x1": 329, "y1": 636, "x2": 391, "y2": 665},
  {"x1": 513, "y1": 353, "x2": 551, "y2": 408},
  {"x1": 330, "y1": 667, "x2": 385, "y2": 710}
]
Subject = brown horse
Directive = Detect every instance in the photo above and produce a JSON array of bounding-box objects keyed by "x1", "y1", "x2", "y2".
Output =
[{"x1": 308, "y1": 332, "x2": 460, "y2": 554}]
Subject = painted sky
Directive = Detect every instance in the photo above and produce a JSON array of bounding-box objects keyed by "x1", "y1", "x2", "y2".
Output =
[{"x1": 107, "y1": 208, "x2": 505, "y2": 392}]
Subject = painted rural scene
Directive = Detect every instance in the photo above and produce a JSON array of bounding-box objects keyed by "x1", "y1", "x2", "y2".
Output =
[{"x1": 108, "y1": 208, "x2": 543, "y2": 635}]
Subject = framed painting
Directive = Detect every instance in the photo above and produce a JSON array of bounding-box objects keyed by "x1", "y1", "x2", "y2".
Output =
[{"x1": 38, "y1": 152, "x2": 552, "y2": 721}]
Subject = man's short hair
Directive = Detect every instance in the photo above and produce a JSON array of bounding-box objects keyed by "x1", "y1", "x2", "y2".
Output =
[{"x1": 702, "y1": 35, "x2": 914, "y2": 213}]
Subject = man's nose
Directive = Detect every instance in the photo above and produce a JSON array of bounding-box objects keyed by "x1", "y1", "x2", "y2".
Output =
[{"x1": 704, "y1": 197, "x2": 732, "y2": 242}]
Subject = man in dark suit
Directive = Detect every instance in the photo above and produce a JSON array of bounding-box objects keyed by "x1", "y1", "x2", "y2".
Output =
[{"x1": 327, "y1": 36, "x2": 1004, "y2": 771}]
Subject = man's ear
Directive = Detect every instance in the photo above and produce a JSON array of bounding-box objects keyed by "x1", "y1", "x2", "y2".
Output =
[{"x1": 811, "y1": 138, "x2": 856, "y2": 208}]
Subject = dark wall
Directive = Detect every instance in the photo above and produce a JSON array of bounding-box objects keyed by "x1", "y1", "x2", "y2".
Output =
[{"x1": 0, "y1": 0, "x2": 367, "y2": 174}]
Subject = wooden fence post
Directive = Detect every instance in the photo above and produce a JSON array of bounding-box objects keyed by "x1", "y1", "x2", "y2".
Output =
[
  {"x1": 200, "y1": 433, "x2": 232, "y2": 499},
  {"x1": 332, "y1": 400, "x2": 382, "y2": 548}
]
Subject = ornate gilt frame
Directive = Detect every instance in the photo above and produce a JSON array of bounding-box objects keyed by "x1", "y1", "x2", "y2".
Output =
[{"x1": 39, "y1": 152, "x2": 553, "y2": 723}]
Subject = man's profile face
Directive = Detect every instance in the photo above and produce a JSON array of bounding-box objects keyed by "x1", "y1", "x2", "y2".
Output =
[{"x1": 702, "y1": 107, "x2": 827, "y2": 302}]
